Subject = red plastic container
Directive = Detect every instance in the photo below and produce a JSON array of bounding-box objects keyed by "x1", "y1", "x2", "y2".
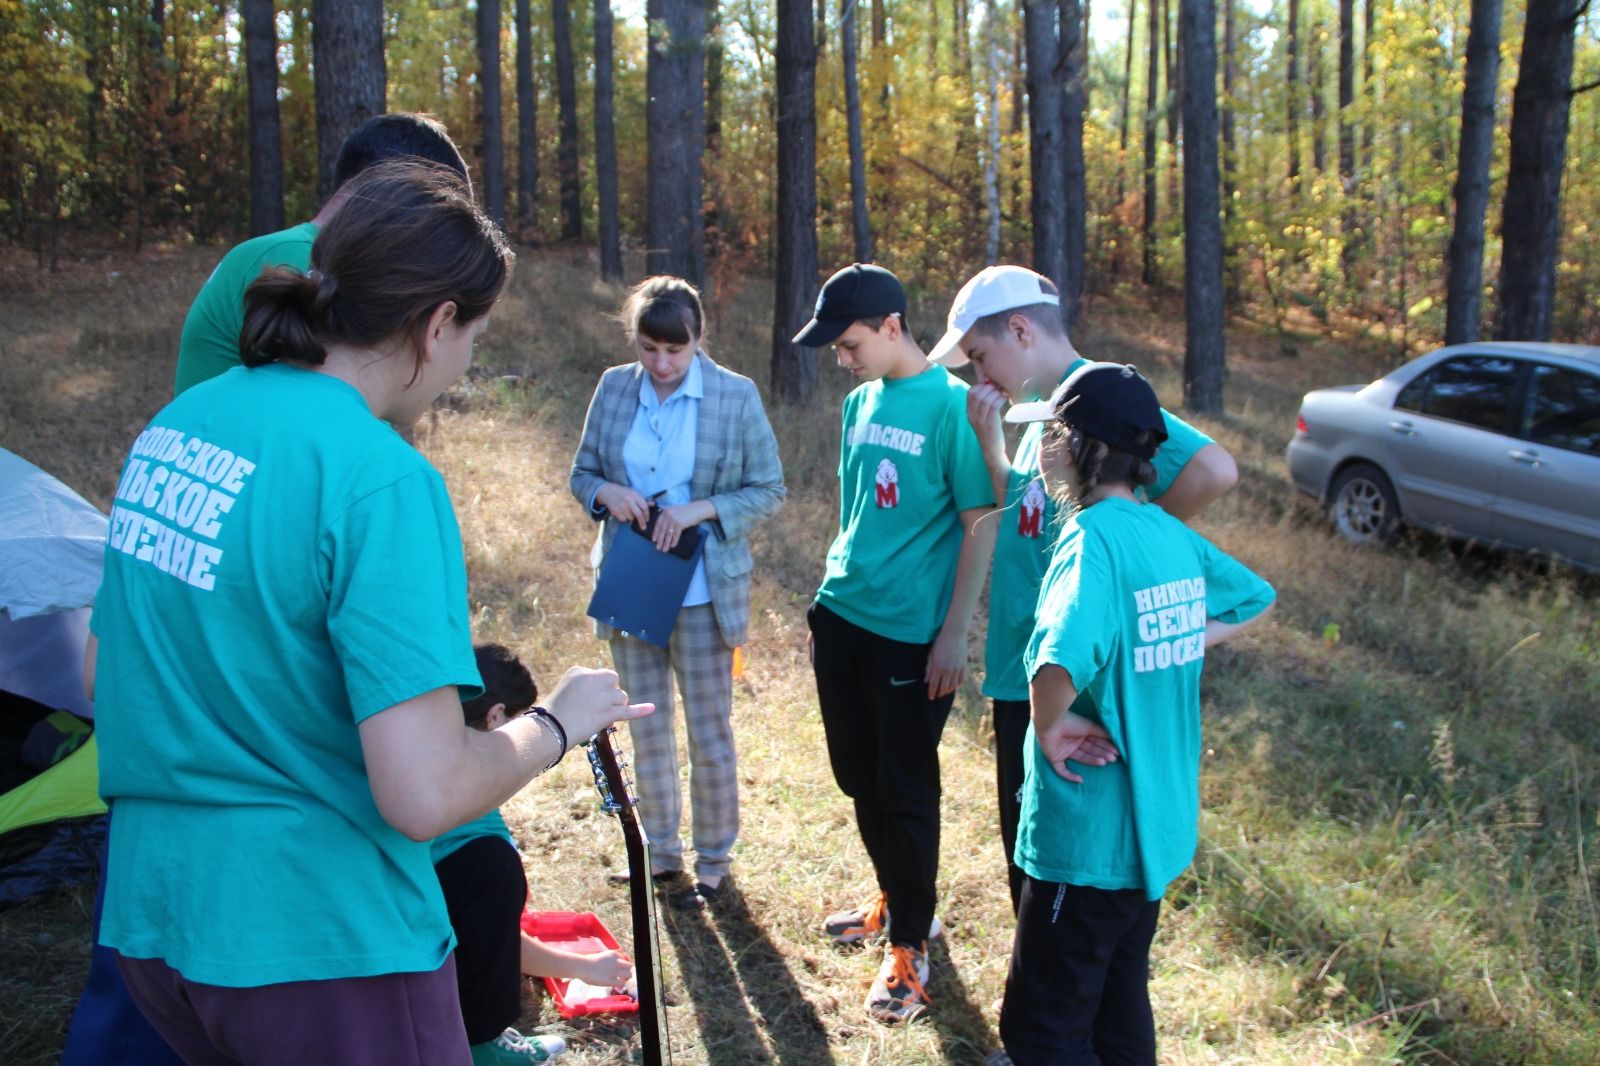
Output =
[{"x1": 519, "y1": 910, "x2": 639, "y2": 1019}]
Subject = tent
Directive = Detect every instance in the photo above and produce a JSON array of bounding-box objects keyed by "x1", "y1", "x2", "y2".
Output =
[{"x1": 0, "y1": 447, "x2": 108, "y2": 903}]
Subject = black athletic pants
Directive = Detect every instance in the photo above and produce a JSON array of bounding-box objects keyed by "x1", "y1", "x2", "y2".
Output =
[
  {"x1": 435, "y1": 835, "x2": 528, "y2": 1044},
  {"x1": 808, "y1": 601, "x2": 953, "y2": 948},
  {"x1": 999, "y1": 877, "x2": 1160, "y2": 1066},
  {"x1": 992, "y1": 698, "x2": 1031, "y2": 915}
]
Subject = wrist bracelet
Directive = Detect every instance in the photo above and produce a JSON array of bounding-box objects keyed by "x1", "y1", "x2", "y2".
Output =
[{"x1": 527, "y1": 705, "x2": 569, "y2": 771}]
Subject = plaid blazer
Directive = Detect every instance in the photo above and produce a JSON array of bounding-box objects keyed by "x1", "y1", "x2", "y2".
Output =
[{"x1": 569, "y1": 352, "x2": 786, "y2": 648}]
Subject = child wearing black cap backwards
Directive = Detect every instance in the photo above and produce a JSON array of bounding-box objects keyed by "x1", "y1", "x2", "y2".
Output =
[
  {"x1": 989, "y1": 363, "x2": 1274, "y2": 1066},
  {"x1": 792, "y1": 263, "x2": 997, "y2": 1023}
]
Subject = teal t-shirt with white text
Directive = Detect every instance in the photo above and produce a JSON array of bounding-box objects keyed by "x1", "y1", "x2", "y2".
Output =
[
  {"x1": 815, "y1": 365, "x2": 995, "y2": 644},
  {"x1": 174, "y1": 222, "x2": 318, "y2": 395},
  {"x1": 1017, "y1": 498, "x2": 1274, "y2": 899},
  {"x1": 984, "y1": 360, "x2": 1217, "y2": 701},
  {"x1": 92, "y1": 363, "x2": 482, "y2": 986}
]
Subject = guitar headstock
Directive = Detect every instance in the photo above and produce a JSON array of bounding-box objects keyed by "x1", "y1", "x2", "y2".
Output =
[{"x1": 586, "y1": 726, "x2": 634, "y2": 817}]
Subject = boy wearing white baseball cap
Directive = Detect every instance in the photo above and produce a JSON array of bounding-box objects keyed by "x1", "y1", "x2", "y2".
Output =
[{"x1": 931, "y1": 265, "x2": 1238, "y2": 914}]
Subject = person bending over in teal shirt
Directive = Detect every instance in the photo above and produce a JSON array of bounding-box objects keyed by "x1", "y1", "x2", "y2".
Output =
[
  {"x1": 928, "y1": 265, "x2": 1239, "y2": 914},
  {"x1": 89, "y1": 160, "x2": 651, "y2": 1066},
  {"x1": 173, "y1": 111, "x2": 470, "y2": 396},
  {"x1": 434, "y1": 644, "x2": 634, "y2": 1066},
  {"x1": 987, "y1": 363, "x2": 1274, "y2": 1066},
  {"x1": 792, "y1": 263, "x2": 997, "y2": 1024}
]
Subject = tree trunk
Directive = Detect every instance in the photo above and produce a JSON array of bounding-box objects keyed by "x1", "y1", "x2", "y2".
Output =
[
  {"x1": 983, "y1": 0, "x2": 1004, "y2": 264},
  {"x1": 1142, "y1": 0, "x2": 1160, "y2": 285},
  {"x1": 1285, "y1": 0, "x2": 1300, "y2": 193},
  {"x1": 706, "y1": 0, "x2": 724, "y2": 264},
  {"x1": 1338, "y1": 0, "x2": 1355, "y2": 256},
  {"x1": 1495, "y1": 0, "x2": 1579, "y2": 342},
  {"x1": 842, "y1": 0, "x2": 874, "y2": 261},
  {"x1": 1362, "y1": 0, "x2": 1375, "y2": 161},
  {"x1": 1181, "y1": 0, "x2": 1224, "y2": 412},
  {"x1": 595, "y1": 0, "x2": 622, "y2": 280},
  {"x1": 646, "y1": 0, "x2": 708, "y2": 285},
  {"x1": 1024, "y1": 0, "x2": 1066, "y2": 289},
  {"x1": 1114, "y1": 0, "x2": 1137, "y2": 279},
  {"x1": 312, "y1": 0, "x2": 385, "y2": 203},
  {"x1": 477, "y1": 0, "x2": 506, "y2": 228},
  {"x1": 516, "y1": 0, "x2": 538, "y2": 234},
  {"x1": 1163, "y1": 0, "x2": 1180, "y2": 211},
  {"x1": 1309, "y1": 15, "x2": 1325, "y2": 175},
  {"x1": 553, "y1": 0, "x2": 582, "y2": 241},
  {"x1": 1443, "y1": 0, "x2": 1503, "y2": 344},
  {"x1": 1222, "y1": 0, "x2": 1238, "y2": 301},
  {"x1": 242, "y1": 0, "x2": 283, "y2": 236},
  {"x1": 1060, "y1": 0, "x2": 1086, "y2": 328},
  {"x1": 772, "y1": 0, "x2": 820, "y2": 403}
]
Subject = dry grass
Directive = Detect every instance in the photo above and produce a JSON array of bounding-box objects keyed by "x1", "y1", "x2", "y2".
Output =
[{"x1": 2, "y1": 243, "x2": 1597, "y2": 1065}]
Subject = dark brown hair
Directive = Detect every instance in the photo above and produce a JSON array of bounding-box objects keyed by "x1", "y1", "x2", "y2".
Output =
[
  {"x1": 240, "y1": 160, "x2": 513, "y2": 378},
  {"x1": 332, "y1": 112, "x2": 467, "y2": 190},
  {"x1": 461, "y1": 643, "x2": 539, "y2": 728},
  {"x1": 1046, "y1": 423, "x2": 1157, "y2": 508},
  {"x1": 620, "y1": 275, "x2": 705, "y2": 346}
]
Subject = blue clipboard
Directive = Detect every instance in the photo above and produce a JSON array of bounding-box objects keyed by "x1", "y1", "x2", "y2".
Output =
[{"x1": 586, "y1": 522, "x2": 706, "y2": 648}]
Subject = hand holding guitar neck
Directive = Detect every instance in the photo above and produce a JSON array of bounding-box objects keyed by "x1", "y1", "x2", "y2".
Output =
[{"x1": 544, "y1": 667, "x2": 654, "y2": 750}]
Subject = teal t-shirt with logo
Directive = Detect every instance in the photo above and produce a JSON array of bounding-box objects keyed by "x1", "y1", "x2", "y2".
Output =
[
  {"x1": 175, "y1": 222, "x2": 319, "y2": 396},
  {"x1": 815, "y1": 365, "x2": 996, "y2": 645},
  {"x1": 983, "y1": 361, "x2": 1217, "y2": 701},
  {"x1": 92, "y1": 363, "x2": 482, "y2": 987},
  {"x1": 1017, "y1": 497, "x2": 1274, "y2": 899},
  {"x1": 431, "y1": 808, "x2": 515, "y2": 865}
]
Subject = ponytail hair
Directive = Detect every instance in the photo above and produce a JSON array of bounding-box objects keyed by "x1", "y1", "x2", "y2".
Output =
[
  {"x1": 1046, "y1": 424, "x2": 1158, "y2": 509},
  {"x1": 240, "y1": 159, "x2": 513, "y2": 376}
]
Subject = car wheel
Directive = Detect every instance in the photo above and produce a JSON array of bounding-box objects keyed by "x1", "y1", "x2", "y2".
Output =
[{"x1": 1328, "y1": 463, "x2": 1400, "y2": 545}]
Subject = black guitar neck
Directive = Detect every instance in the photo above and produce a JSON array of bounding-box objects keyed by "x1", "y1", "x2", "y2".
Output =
[{"x1": 588, "y1": 729, "x2": 672, "y2": 1066}]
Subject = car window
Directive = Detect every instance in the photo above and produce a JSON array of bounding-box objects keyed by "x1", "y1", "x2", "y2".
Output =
[
  {"x1": 1524, "y1": 364, "x2": 1600, "y2": 458},
  {"x1": 1394, "y1": 356, "x2": 1520, "y2": 433}
]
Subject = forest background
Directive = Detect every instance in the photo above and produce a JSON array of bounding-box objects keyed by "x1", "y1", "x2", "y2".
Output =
[
  {"x1": 6, "y1": 0, "x2": 1600, "y2": 385},
  {"x1": 3, "y1": 1, "x2": 1600, "y2": 1064}
]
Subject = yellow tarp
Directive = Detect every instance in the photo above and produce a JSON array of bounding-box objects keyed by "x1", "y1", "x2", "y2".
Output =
[{"x1": 0, "y1": 732, "x2": 106, "y2": 837}]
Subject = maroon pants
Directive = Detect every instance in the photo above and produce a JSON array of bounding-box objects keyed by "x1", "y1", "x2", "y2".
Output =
[{"x1": 116, "y1": 954, "x2": 471, "y2": 1066}]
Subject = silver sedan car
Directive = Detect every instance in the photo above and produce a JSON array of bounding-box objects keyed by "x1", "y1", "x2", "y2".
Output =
[{"x1": 1286, "y1": 341, "x2": 1600, "y2": 573}]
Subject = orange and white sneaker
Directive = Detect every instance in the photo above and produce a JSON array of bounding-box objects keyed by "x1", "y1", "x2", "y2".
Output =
[
  {"x1": 822, "y1": 891, "x2": 944, "y2": 945},
  {"x1": 865, "y1": 941, "x2": 931, "y2": 1023}
]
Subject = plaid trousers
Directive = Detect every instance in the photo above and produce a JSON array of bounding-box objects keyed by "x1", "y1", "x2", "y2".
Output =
[{"x1": 608, "y1": 604, "x2": 738, "y2": 879}]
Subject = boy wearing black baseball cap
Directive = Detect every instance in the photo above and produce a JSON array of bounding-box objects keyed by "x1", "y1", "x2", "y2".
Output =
[
  {"x1": 991, "y1": 363, "x2": 1274, "y2": 1066},
  {"x1": 793, "y1": 263, "x2": 997, "y2": 1023},
  {"x1": 932, "y1": 265, "x2": 1238, "y2": 915}
]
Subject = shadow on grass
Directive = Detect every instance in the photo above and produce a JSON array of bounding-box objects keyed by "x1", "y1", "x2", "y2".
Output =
[
  {"x1": 659, "y1": 882, "x2": 836, "y2": 1066},
  {"x1": 924, "y1": 935, "x2": 997, "y2": 1066}
]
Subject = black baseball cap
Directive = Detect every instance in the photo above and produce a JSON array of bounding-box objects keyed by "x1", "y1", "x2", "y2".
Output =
[
  {"x1": 1005, "y1": 362, "x2": 1169, "y2": 460},
  {"x1": 792, "y1": 263, "x2": 907, "y2": 347}
]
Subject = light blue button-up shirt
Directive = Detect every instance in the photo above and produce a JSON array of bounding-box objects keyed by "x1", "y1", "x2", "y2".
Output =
[{"x1": 620, "y1": 355, "x2": 710, "y2": 606}]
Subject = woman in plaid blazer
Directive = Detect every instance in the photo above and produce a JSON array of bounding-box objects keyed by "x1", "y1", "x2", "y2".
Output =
[{"x1": 569, "y1": 277, "x2": 786, "y2": 901}]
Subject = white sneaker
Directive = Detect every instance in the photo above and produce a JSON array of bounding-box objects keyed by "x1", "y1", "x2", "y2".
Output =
[{"x1": 864, "y1": 941, "x2": 931, "y2": 1023}]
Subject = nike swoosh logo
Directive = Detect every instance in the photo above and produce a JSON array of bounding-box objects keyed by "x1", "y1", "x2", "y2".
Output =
[{"x1": 889, "y1": 677, "x2": 921, "y2": 687}]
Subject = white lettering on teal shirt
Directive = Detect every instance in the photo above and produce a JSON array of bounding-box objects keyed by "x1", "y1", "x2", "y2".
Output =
[
  {"x1": 1132, "y1": 576, "x2": 1207, "y2": 673},
  {"x1": 846, "y1": 421, "x2": 926, "y2": 456},
  {"x1": 112, "y1": 426, "x2": 259, "y2": 591}
]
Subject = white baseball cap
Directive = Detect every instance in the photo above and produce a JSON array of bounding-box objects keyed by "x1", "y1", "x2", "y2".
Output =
[{"x1": 928, "y1": 265, "x2": 1060, "y2": 367}]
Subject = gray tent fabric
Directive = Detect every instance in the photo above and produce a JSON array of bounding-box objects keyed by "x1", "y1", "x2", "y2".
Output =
[
  {"x1": 1, "y1": 447, "x2": 107, "y2": 619},
  {"x1": 0, "y1": 449, "x2": 106, "y2": 718}
]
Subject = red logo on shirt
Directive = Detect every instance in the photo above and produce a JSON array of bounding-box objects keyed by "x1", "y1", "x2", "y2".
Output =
[
  {"x1": 875, "y1": 458, "x2": 899, "y2": 509},
  {"x1": 1017, "y1": 479, "x2": 1046, "y2": 538}
]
